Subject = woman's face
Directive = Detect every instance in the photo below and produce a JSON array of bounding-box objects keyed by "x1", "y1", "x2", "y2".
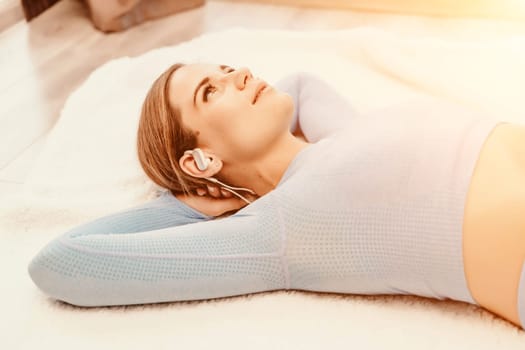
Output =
[{"x1": 167, "y1": 63, "x2": 294, "y2": 164}]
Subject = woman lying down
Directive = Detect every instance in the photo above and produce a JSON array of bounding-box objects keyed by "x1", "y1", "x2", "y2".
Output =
[{"x1": 28, "y1": 63, "x2": 525, "y2": 330}]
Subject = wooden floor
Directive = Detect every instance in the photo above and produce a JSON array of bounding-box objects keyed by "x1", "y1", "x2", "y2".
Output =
[{"x1": 2, "y1": 0, "x2": 525, "y2": 198}]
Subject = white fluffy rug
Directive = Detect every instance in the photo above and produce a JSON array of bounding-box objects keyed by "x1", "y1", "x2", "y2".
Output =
[{"x1": 2, "y1": 27, "x2": 525, "y2": 349}]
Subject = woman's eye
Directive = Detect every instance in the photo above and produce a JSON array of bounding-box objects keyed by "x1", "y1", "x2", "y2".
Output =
[{"x1": 203, "y1": 85, "x2": 216, "y2": 102}]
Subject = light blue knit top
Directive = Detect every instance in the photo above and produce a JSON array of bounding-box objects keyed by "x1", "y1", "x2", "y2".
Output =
[{"x1": 28, "y1": 73, "x2": 503, "y2": 314}]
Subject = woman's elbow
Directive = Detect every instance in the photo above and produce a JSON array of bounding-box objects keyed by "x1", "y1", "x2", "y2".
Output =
[{"x1": 27, "y1": 237, "x2": 97, "y2": 307}]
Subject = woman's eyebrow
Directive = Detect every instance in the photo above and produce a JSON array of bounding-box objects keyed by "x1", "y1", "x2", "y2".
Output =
[
  {"x1": 219, "y1": 64, "x2": 234, "y2": 72},
  {"x1": 193, "y1": 65, "x2": 235, "y2": 107}
]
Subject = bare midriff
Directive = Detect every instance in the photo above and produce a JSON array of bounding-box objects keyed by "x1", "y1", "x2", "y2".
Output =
[{"x1": 463, "y1": 122, "x2": 525, "y2": 327}]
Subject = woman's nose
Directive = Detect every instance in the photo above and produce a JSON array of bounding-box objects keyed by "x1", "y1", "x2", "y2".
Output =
[{"x1": 231, "y1": 67, "x2": 252, "y2": 90}]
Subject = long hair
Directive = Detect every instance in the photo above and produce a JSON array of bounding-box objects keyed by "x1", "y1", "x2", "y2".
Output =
[{"x1": 137, "y1": 63, "x2": 210, "y2": 197}]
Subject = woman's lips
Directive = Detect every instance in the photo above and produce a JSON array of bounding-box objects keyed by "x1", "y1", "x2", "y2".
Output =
[{"x1": 252, "y1": 82, "x2": 268, "y2": 104}]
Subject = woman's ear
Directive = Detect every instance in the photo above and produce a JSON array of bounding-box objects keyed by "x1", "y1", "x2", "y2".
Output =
[{"x1": 179, "y1": 150, "x2": 223, "y2": 178}]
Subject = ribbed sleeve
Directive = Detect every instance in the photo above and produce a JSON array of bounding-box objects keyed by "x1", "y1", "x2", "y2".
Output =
[{"x1": 27, "y1": 193, "x2": 287, "y2": 307}]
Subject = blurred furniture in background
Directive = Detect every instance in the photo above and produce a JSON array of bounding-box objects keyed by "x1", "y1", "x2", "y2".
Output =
[
  {"x1": 17, "y1": 0, "x2": 205, "y2": 32},
  {"x1": 21, "y1": 0, "x2": 60, "y2": 20},
  {"x1": 84, "y1": 0, "x2": 205, "y2": 32},
  {"x1": 1, "y1": 0, "x2": 24, "y2": 31}
]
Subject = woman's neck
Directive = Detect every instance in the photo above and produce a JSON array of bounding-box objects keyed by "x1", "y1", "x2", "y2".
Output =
[{"x1": 221, "y1": 133, "x2": 310, "y2": 197}]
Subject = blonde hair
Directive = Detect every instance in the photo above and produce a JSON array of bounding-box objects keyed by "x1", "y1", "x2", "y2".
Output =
[{"x1": 137, "y1": 63, "x2": 210, "y2": 197}]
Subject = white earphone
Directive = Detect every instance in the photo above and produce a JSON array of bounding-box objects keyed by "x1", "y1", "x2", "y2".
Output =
[
  {"x1": 184, "y1": 148, "x2": 256, "y2": 204},
  {"x1": 185, "y1": 148, "x2": 211, "y2": 171}
]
